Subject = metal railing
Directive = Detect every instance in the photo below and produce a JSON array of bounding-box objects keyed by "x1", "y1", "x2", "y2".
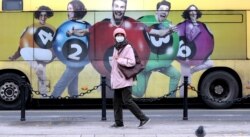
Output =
[{"x1": 19, "y1": 76, "x2": 250, "y2": 121}]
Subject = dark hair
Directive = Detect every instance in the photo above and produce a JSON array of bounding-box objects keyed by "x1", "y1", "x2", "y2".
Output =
[
  {"x1": 34, "y1": 6, "x2": 53, "y2": 19},
  {"x1": 156, "y1": 0, "x2": 171, "y2": 10},
  {"x1": 68, "y1": 0, "x2": 87, "y2": 19},
  {"x1": 182, "y1": 4, "x2": 202, "y2": 20}
]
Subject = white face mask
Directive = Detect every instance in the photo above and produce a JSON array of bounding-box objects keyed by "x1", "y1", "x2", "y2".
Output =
[{"x1": 115, "y1": 36, "x2": 125, "y2": 43}]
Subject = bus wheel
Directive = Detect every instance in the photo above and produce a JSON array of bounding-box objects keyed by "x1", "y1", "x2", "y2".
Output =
[
  {"x1": 200, "y1": 71, "x2": 239, "y2": 109},
  {"x1": 0, "y1": 73, "x2": 29, "y2": 109}
]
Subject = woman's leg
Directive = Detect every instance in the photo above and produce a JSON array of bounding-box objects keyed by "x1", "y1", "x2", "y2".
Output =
[
  {"x1": 122, "y1": 86, "x2": 148, "y2": 121},
  {"x1": 113, "y1": 89, "x2": 124, "y2": 125}
]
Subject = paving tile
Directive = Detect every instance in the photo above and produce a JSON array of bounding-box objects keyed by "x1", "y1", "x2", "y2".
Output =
[
  {"x1": 125, "y1": 135, "x2": 156, "y2": 137},
  {"x1": 95, "y1": 134, "x2": 124, "y2": 137},
  {"x1": 7, "y1": 135, "x2": 46, "y2": 137},
  {"x1": 46, "y1": 135, "x2": 81, "y2": 137}
]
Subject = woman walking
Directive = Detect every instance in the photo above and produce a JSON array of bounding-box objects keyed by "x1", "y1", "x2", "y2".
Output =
[{"x1": 110, "y1": 27, "x2": 150, "y2": 128}]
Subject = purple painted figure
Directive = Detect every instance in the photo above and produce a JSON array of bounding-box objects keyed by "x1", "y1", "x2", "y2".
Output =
[{"x1": 177, "y1": 5, "x2": 214, "y2": 97}]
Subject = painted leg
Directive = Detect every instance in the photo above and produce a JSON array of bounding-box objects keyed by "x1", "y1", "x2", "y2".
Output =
[
  {"x1": 160, "y1": 66, "x2": 181, "y2": 97},
  {"x1": 52, "y1": 67, "x2": 83, "y2": 98},
  {"x1": 191, "y1": 59, "x2": 214, "y2": 74},
  {"x1": 132, "y1": 71, "x2": 151, "y2": 97}
]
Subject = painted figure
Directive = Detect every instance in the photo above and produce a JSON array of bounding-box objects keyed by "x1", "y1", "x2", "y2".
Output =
[
  {"x1": 9, "y1": 6, "x2": 55, "y2": 95},
  {"x1": 51, "y1": 0, "x2": 91, "y2": 98},
  {"x1": 88, "y1": 0, "x2": 150, "y2": 78},
  {"x1": 135, "y1": 0, "x2": 180, "y2": 97},
  {"x1": 177, "y1": 5, "x2": 214, "y2": 97}
]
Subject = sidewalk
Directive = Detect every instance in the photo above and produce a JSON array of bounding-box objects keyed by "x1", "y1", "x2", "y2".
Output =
[{"x1": 0, "y1": 109, "x2": 250, "y2": 137}]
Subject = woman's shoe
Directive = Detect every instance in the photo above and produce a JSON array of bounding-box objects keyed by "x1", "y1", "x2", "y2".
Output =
[
  {"x1": 138, "y1": 118, "x2": 150, "y2": 128},
  {"x1": 110, "y1": 123, "x2": 124, "y2": 128}
]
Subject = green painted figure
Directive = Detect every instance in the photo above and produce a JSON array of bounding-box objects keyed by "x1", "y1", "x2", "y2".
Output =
[{"x1": 133, "y1": 0, "x2": 180, "y2": 97}]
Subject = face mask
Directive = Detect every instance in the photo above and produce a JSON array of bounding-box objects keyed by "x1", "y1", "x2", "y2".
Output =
[{"x1": 115, "y1": 36, "x2": 125, "y2": 43}]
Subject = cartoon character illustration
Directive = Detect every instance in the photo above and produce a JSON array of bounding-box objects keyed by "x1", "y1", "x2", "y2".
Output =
[
  {"x1": 134, "y1": 0, "x2": 180, "y2": 97},
  {"x1": 9, "y1": 5, "x2": 55, "y2": 95},
  {"x1": 51, "y1": 0, "x2": 91, "y2": 98},
  {"x1": 88, "y1": 0, "x2": 150, "y2": 79},
  {"x1": 78, "y1": 0, "x2": 151, "y2": 97},
  {"x1": 177, "y1": 4, "x2": 214, "y2": 97}
]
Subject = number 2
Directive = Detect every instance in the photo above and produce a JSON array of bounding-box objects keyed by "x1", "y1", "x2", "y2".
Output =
[{"x1": 68, "y1": 44, "x2": 82, "y2": 60}]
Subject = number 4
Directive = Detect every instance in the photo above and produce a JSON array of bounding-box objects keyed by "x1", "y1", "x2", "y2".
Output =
[{"x1": 38, "y1": 30, "x2": 53, "y2": 45}]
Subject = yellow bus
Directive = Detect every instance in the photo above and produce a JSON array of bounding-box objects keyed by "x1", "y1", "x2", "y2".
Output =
[{"x1": 0, "y1": 0, "x2": 250, "y2": 109}]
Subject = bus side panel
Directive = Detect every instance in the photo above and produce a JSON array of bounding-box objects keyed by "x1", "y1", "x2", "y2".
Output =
[{"x1": 0, "y1": 0, "x2": 249, "y2": 102}]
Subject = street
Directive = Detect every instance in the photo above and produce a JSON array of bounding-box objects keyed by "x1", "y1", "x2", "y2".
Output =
[{"x1": 0, "y1": 109, "x2": 250, "y2": 137}]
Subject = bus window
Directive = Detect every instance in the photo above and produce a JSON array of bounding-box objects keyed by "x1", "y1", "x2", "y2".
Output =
[{"x1": 2, "y1": 0, "x2": 23, "y2": 11}]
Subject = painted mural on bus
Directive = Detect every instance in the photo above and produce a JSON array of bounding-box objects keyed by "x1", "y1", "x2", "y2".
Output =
[{"x1": 0, "y1": 0, "x2": 249, "y2": 109}]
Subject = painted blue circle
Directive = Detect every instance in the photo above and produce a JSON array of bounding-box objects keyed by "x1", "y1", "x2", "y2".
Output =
[{"x1": 53, "y1": 20, "x2": 91, "y2": 68}]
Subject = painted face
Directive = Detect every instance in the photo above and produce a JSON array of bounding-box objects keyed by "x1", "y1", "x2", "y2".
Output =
[
  {"x1": 189, "y1": 6, "x2": 198, "y2": 22},
  {"x1": 156, "y1": 5, "x2": 170, "y2": 22},
  {"x1": 112, "y1": 0, "x2": 126, "y2": 20},
  {"x1": 39, "y1": 11, "x2": 47, "y2": 25},
  {"x1": 67, "y1": 4, "x2": 74, "y2": 20}
]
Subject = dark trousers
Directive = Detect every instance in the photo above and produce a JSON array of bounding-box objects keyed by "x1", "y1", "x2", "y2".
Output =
[{"x1": 113, "y1": 86, "x2": 148, "y2": 125}]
